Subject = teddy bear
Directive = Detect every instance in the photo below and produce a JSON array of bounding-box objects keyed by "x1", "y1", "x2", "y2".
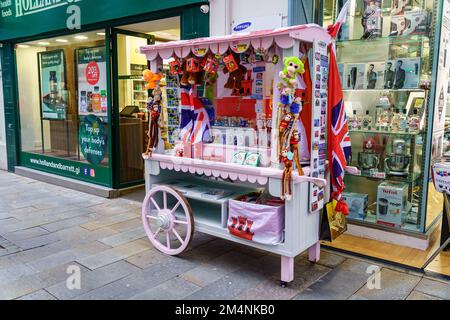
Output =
[
  {"x1": 222, "y1": 52, "x2": 247, "y2": 94},
  {"x1": 180, "y1": 57, "x2": 204, "y2": 86}
]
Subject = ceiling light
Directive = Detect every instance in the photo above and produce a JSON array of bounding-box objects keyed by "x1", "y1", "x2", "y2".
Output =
[
  {"x1": 74, "y1": 35, "x2": 88, "y2": 40},
  {"x1": 17, "y1": 44, "x2": 29, "y2": 48},
  {"x1": 55, "y1": 39, "x2": 68, "y2": 43},
  {"x1": 96, "y1": 32, "x2": 105, "y2": 36},
  {"x1": 38, "y1": 42, "x2": 50, "y2": 45}
]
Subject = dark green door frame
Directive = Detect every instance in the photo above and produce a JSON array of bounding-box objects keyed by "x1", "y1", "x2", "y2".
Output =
[
  {"x1": 1, "y1": 43, "x2": 20, "y2": 172},
  {"x1": 110, "y1": 27, "x2": 155, "y2": 189}
]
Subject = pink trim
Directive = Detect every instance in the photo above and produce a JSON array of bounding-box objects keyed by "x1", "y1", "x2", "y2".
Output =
[
  {"x1": 140, "y1": 24, "x2": 332, "y2": 59},
  {"x1": 281, "y1": 256, "x2": 294, "y2": 283},
  {"x1": 148, "y1": 154, "x2": 326, "y2": 187},
  {"x1": 308, "y1": 241, "x2": 321, "y2": 263}
]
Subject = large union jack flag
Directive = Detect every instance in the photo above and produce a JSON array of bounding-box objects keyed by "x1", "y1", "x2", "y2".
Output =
[
  {"x1": 179, "y1": 85, "x2": 211, "y2": 144},
  {"x1": 328, "y1": 46, "x2": 351, "y2": 194}
]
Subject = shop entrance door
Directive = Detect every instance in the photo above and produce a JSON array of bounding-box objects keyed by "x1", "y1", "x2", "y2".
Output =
[{"x1": 111, "y1": 29, "x2": 154, "y2": 188}]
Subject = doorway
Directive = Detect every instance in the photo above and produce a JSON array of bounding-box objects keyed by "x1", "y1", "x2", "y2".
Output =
[{"x1": 111, "y1": 18, "x2": 181, "y2": 188}]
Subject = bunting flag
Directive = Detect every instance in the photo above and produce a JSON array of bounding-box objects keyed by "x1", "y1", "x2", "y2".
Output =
[{"x1": 326, "y1": 1, "x2": 351, "y2": 39}]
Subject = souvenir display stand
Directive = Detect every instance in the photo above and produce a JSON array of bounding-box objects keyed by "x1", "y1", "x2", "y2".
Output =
[{"x1": 139, "y1": 24, "x2": 334, "y2": 286}]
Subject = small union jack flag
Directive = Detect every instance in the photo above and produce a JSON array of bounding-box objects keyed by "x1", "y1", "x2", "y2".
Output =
[{"x1": 179, "y1": 85, "x2": 211, "y2": 144}]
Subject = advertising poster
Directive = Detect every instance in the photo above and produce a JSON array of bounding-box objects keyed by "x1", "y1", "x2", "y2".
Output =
[
  {"x1": 361, "y1": 0, "x2": 382, "y2": 39},
  {"x1": 364, "y1": 61, "x2": 386, "y2": 89},
  {"x1": 38, "y1": 50, "x2": 67, "y2": 120},
  {"x1": 77, "y1": 46, "x2": 108, "y2": 118},
  {"x1": 343, "y1": 63, "x2": 365, "y2": 90},
  {"x1": 433, "y1": 0, "x2": 450, "y2": 133},
  {"x1": 79, "y1": 115, "x2": 108, "y2": 166},
  {"x1": 384, "y1": 58, "x2": 420, "y2": 89}
]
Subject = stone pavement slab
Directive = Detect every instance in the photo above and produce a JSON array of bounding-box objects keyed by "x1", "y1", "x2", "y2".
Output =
[
  {"x1": 46, "y1": 260, "x2": 140, "y2": 300},
  {"x1": 414, "y1": 278, "x2": 450, "y2": 300},
  {"x1": 293, "y1": 259, "x2": 374, "y2": 300},
  {"x1": 74, "y1": 257, "x2": 197, "y2": 300},
  {"x1": 76, "y1": 239, "x2": 150, "y2": 270},
  {"x1": 98, "y1": 226, "x2": 146, "y2": 247},
  {"x1": 130, "y1": 276, "x2": 201, "y2": 300},
  {"x1": 350, "y1": 268, "x2": 421, "y2": 300},
  {"x1": 16, "y1": 289, "x2": 56, "y2": 300},
  {"x1": 406, "y1": 290, "x2": 442, "y2": 300}
]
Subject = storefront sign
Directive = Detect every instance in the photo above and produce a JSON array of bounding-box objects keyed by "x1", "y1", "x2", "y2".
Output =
[
  {"x1": 77, "y1": 46, "x2": 108, "y2": 117},
  {"x1": 0, "y1": 0, "x2": 204, "y2": 41},
  {"x1": 38, "y1": 49, "x2": 67, "y2": 120},
  {"x1": 79, "y1": 115, "x2": 108, "y2": 166}
]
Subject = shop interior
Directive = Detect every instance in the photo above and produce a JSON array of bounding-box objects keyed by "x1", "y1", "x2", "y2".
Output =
[{"x1": 319, "y1": 0, "x2": 449, "y2": 276}]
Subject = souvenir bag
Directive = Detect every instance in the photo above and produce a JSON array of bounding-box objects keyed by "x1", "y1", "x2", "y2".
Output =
[{"x1": 320, "y1": 199, "x2": 348, "y2": 242}]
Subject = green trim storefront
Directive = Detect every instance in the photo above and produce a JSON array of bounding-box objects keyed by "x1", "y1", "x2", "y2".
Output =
[{"x1": 0, "y1": 0, "x2": 209, "y2": 192}]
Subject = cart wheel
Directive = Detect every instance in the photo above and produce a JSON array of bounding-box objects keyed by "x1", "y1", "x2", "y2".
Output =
[
  {"x1": 280, "y1": 281, "x2": 288, "y2": 288},
  {"x1": 142, "y1": 185, "x2": 194, "y2": 255}
]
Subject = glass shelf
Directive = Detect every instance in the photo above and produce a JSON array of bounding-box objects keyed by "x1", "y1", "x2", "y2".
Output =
[
  {"x1": 345, "y1": 170, "x2": 421, "y2": 184},
  {"x1": 349, "y1": 129, "x2": 423, "y2": 136},
  {"x1": 336, "y1": 34, "x2": 429, "y2": 47},
  {"x1": 343, "y1": 88, "x2": 425, "y2": 93}
]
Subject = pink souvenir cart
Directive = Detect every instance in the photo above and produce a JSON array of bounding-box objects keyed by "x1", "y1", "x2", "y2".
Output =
[{"x1": 140, "y1": 24, "x2": 335, "y2": 286}]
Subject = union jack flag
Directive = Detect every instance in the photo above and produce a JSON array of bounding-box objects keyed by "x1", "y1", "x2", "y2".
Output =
[
  {"x1": 179, "y1": 85, "x2": 211, "y2": 144},
  {"x1": 328, "y1": 46, "x2": 351, "y2": 194}
]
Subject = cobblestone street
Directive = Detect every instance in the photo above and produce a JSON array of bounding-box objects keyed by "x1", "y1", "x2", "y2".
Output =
[{"x1": 0, "y1": 171, "x2": 449, "y2": 300}]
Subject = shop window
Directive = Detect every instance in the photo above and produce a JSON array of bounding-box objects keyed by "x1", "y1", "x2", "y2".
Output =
[
  {"x1": 318, "y1": 0, "x2": 441, "y2": 234},
  {"x1": 16, "y1": 31, "x2": 109, "y2": 167}
]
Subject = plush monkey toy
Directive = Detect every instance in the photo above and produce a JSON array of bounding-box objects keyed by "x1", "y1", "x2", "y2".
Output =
[
  {"x1": 290, "y1": 129, "x2": 304, "y2": 176},
  {"x1": 279, "y1": 112, "x2": 294, "y2": 155},
  {"x1": 280, "y1": 148, "x2": 294, "y2": 201},
  {"x1": 278, "y1": 56, "x2": 305, "y2": 89}
]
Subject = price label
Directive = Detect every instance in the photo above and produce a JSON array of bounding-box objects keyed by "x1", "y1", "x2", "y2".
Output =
[{"x1": 86, "y1": 61, "x2": 100, "y2": 85}]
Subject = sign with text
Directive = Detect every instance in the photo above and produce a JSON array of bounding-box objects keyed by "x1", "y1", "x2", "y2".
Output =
[
  {"x1": 79, "y1": 115, "x2": 108, "y2": 166},
  {"x1": 38, "y1": 50, "x2": 67, "y2": 120},
  {"x1": 77, "y1": 46, "x2": 108, "y2": 117}
]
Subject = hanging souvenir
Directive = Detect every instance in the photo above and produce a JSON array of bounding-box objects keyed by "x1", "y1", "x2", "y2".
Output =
[
  {"x1": 186, "y1": 57, "x2": 200, "y2": 73},
  {"x1": 280, "y1": 147, "x2": 294, "y2": 201},
  {"x1": 169, "y1": 58, "x2": 183, "y2": 75},
  {"x1": 223, "y1": 54, "x2": 239, "y2": 73},
  {"x1": 203, "y1": 56, "x2": 218, "y2": 75}
]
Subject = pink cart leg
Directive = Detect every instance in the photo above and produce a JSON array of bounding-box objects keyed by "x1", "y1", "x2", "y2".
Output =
[
  {"x1": 280, "y1": 256, "x2": 294, "y2": 287},
  {"x1": 308, "y1": 241, "x2": 321, "y2": 263}
]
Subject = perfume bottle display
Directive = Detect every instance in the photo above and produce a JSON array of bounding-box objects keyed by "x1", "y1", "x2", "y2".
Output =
[
  {"x1": 361, "y1": 110, "x2": 372, "y2": 130},
  {"x1": 348, "y1": 110, "x2": 360, "y2": 130},
  {"x1": 357, "y1": 137, "x2": 379, "y2": 171},
  {"x1": 391, "y1": 108, "x2": 401, "y2": 132},
  {"x1": 408, "y1": 109, "x2": 421, "y2": 132},
  {"x1": 376, "y1": 107, "x2": 392, "y2": 131},
  {"x1": 398, "y1": 109, "x2": 409, "y2": 132},
  {"x1": 384, "y1": 138, "x2": 411, "y2": 176}
]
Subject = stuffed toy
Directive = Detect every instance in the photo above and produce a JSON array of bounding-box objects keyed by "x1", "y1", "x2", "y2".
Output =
[
  {"x1": 142, "y1": 69, "x2": 163, "y2": 90},
  {"x1": 279, "y1": 112, "x2": 294, "y2": 155},
  {"x1": 144, "y1": 99, "x2": 162, "y2": 157},
  {"x1": 180, "y1": 57, "x2": 204, "y2": 86},
  {"x1": 290, "y1": 129, "x2": 304, "y2": 176},
  {"x1": 278, "y1": 56, "x2": 305, "y2": 89},
  {"x1": 280, "y1": 148, "x2": 294, "y2": 201},
  {"x1": 223, "y1": 52, "x2": 247, "y2": 93}
]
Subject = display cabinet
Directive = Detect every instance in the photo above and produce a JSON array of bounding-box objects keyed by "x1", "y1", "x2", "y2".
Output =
[{"x1": 334, "y1": 0, "x2": 440, "y2": 235}]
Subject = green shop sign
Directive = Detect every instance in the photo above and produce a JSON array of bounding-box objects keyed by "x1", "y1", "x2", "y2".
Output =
[
  {"x1": 0, "y1": 0, "x2": 205, "y2": 41},
  {"x1": 21, "y1": 152, "x2": 111, "y2": 186}
]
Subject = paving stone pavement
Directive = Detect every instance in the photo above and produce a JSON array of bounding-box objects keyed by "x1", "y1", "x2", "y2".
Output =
[{"x1": 0, "y1": 171, "x2": 449, "y2": 300}]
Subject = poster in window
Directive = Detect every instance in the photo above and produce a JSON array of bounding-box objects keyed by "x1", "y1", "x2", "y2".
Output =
[
  {"x1": 38, "y1": 50, "x2": 67, "y2": 120},
  {"x1": 77, "y1": 46, "x2": 108, "y2": 118},
  {"x1": 384, "y1": 58, "x2": 420, "y2": 89}
]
